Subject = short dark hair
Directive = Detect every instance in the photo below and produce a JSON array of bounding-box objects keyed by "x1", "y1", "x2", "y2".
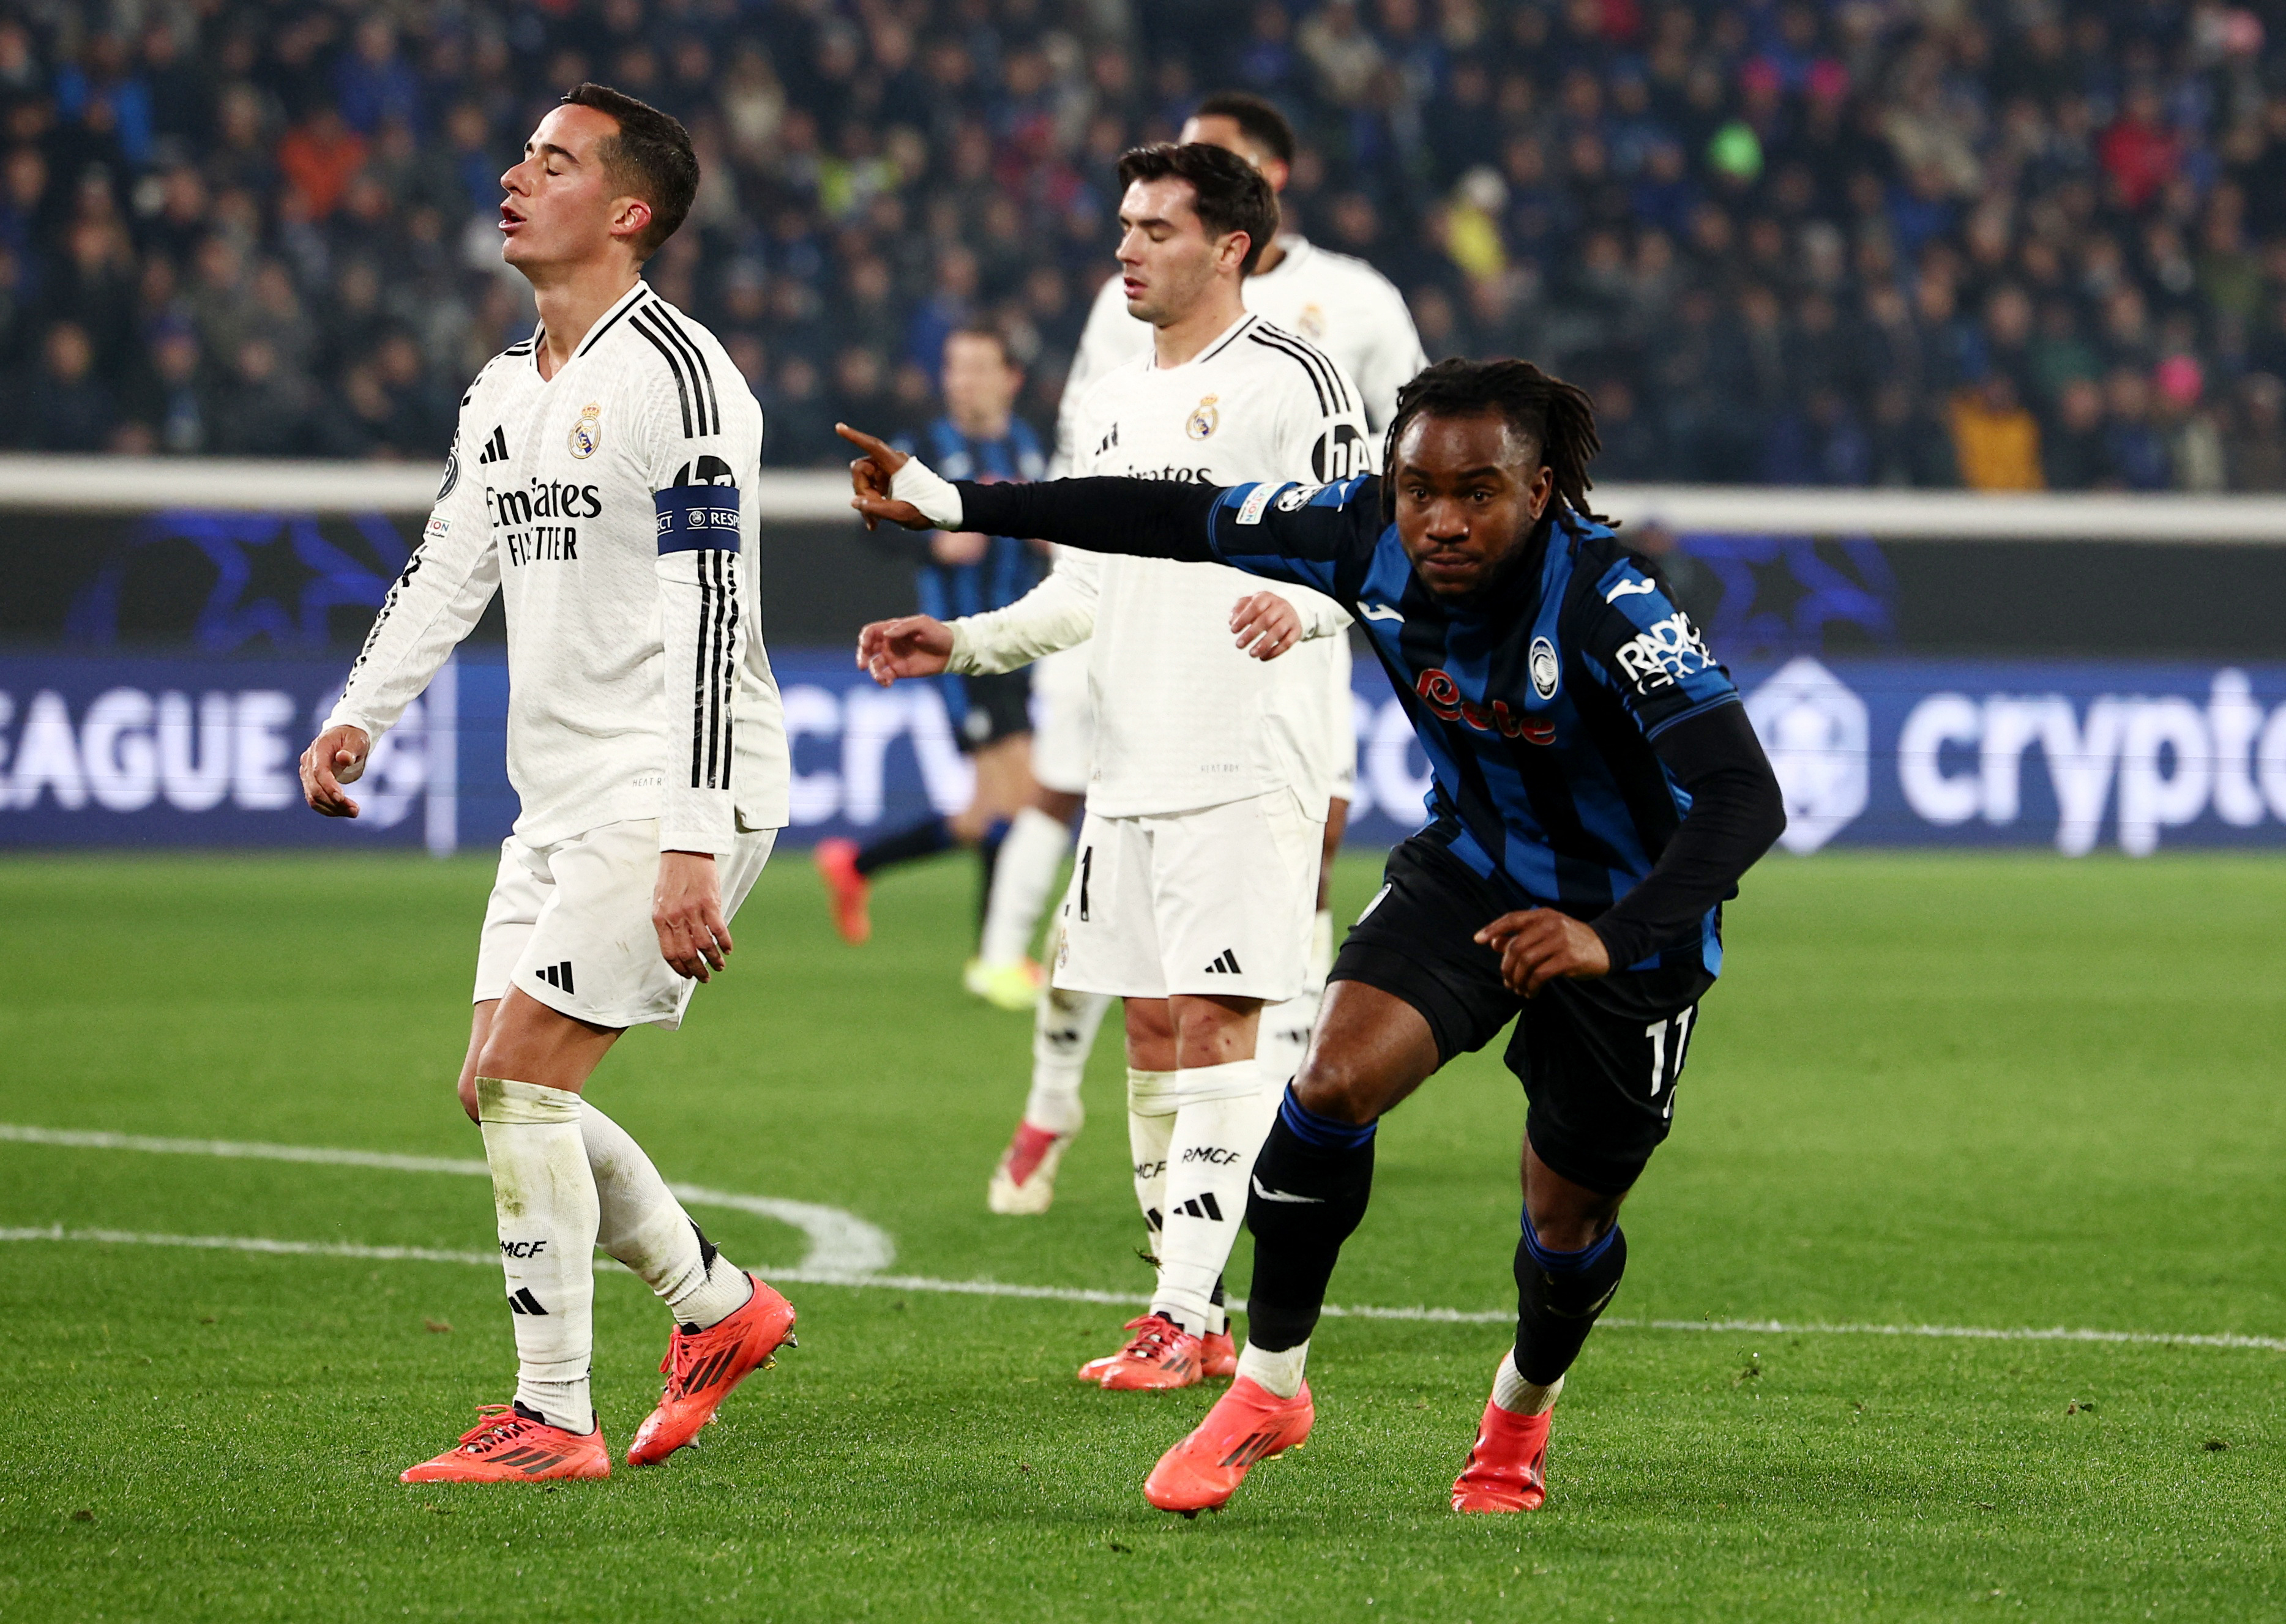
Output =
[
  {"x1": 1191, "y1": 91, "x2": 1296, "y2": 166},
  {"x1": 944, "y1": 323, "x2": 1016, "y2": 367},
  {"x1": 1114, "y1": 143, "x2": 1279, "y2": 276},
  {"x1": 1383, "y1": 358, "x2": 1607, "y2": 523},
  {"x1": 559, "y1": 82, "x2": 697, "y2": 261}
]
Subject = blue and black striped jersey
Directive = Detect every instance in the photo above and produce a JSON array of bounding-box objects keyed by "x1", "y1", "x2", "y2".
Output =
[
  {"x1": 951, "y1": 469, "x2": 1782, "y2": 977},
  {"x1": 901, "y1": 417, "x2": 1048, "y2": 622},
  {"x1": 1207, "y1": 476, "x2": 1741, "y2": 974}
]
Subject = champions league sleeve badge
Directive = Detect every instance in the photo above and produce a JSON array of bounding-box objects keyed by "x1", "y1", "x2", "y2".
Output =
[
  {"x1": 1185, "y1": 394, "x2": 1220, "y2": 441},
  {"x1": 568, "y1": 401, "x2": 603, "y2": 458}
]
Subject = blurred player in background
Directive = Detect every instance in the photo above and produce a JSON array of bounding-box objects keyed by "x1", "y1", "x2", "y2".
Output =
[
  {"x1": 981, "y1": 90, "x2": 1428, "y2": 1215},
  {"x1": 843, "y1": 141, "x2": 1362, "y2": 1390},
  {"x1": 846, "y1": 357, "x2": 1786, "y2": 1516},
  {"x1": 813, "y1": 326, "x2": 1048, "y2": 1011},
  {"x1": 301, "y1": 85, "x2": 797, "y2": 1483}
]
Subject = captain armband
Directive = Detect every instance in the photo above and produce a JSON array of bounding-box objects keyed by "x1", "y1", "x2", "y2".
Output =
[{"x1": 654, "y1": 483, "x2": 743, "y2": 553}]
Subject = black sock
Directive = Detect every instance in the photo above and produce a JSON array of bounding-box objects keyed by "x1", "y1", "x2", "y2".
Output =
[
  {"x1": 855, "y1": 815, "x2": 952, "y2": 876},
  {"x1": 976, "y1": 818, "x2": 1009, "y2": 937},
  {"x1": 1512, "y1": 1212, "x2": 1628, "y2": 1386},
  {"x1": 1241, "y1": 1087, "x2": 1376, "y2": 1352}
]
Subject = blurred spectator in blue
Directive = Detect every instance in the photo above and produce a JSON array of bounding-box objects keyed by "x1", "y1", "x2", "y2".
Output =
[
  {"x1": 2101, "y1": 366, "x2": 2172, "y2": 490},
  {"x1": 21, "y1": 321, "x2": 114, "y2": 449}
]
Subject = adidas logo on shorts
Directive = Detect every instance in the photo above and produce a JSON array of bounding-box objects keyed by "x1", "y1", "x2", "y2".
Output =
[{"x1": 1201, "y1": 949, "x2": 1243, "y2": 975}]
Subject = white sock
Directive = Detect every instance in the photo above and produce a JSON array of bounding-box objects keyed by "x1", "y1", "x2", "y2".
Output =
[
  {"x1": 476, "y1": 1076, "x2": 599, "y2": 1434},
  {"x1": 1258, "y1": 986, "x2": 1318, "y2": 1096},
  {"x1": 1259, "y1": 907, "x2": 1337, "y2": 1094},
  {"x1": 581, "y1": 1101, "x2": 752, "y2": 1331},
  {"x1": 1236, "y1": 1338, "x2": 1309, "y2": 1399},
  {"x1": 979, "y1": 806, "x2": 1070, "y2": 966},
  {"x1": 1492, "y1": 1350, "x2": 1564, "y2": 1417},
  {"x1": 1028, "y1": 937, "x2": 1110, "y2": 1136},
  {"x1": 1126, "y1": 1071, "x2": 1176, "y2": 1249},
  {"x1": 1151, "y1": 1061, "x2": 1278, "y2": 1336}
]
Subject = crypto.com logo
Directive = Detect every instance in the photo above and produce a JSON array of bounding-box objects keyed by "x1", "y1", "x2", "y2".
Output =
[{"x1": 1743, "y1": 657, "x2": 1868, "y2": 854}]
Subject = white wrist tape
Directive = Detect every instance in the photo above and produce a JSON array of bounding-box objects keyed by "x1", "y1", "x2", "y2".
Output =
[{"x1": 891, "y1": 456, "x2": 964, "y2": 527}]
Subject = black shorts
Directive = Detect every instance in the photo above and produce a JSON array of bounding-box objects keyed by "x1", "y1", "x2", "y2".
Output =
[
  {"x1": 1330, "y1": 829, "x2": 1715, "y2": 1195},
  {"x1": 951, "y1": 671, "x2": 1031, "y2": 754}
]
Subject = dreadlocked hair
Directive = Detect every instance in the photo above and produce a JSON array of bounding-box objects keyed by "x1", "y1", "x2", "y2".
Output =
[{"x1": 1379, "y1": 357, "x2": 1608, "y2": 526}]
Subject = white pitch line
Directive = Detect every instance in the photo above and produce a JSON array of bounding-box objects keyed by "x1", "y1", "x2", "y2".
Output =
[
  {"x1": 0, "y1": 1121, "x2": 894, "y2": 1276},
  {"x1": 2, "y1": 1224, "x2": 2282, "y2": 1355}
]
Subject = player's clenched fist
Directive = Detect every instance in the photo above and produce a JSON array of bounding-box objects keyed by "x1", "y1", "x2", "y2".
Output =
[
  {"x1": 1476, "y1": 907, "x2": 1612, "y2": 997},
  {"x1": 654, "y1": 850, "x2": 732, "y2": 981},
  {"x1": 855, "y1": 614, "x2": 956, "y2": 685},
  {"x1": 300, "y1": 723, "x2": 372, "y2": 818}
]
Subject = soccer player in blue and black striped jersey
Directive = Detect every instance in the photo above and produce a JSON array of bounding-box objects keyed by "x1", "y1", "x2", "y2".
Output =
[
  {"x1": 815, "y1": 327, "x2": 1047, "y2": 999},
  {"x1": 838, "y1": 357, "x2": 1787, "y2": 1518}
]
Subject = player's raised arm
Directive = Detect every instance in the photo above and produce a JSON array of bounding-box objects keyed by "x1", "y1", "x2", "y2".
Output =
[
  {"x1": 307, "y1": 421, "x2": 501, "y2": 819},
  {"x1": 840, "y1": 423, "x2": 1375, "y2": 601}
]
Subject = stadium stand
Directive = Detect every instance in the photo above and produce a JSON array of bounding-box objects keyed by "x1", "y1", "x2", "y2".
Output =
[{"x1": 2, "y1": 1, "x2": 2284, "y2": 490}]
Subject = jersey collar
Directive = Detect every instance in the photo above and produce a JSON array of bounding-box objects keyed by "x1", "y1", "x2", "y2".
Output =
[
  {"x1": 570, "y1": 280, "x2": 654, "y2": 360},
  {"x1": 1149, "y1": 310, "x2": 1257, "y2": 373},
  {"x1": 526, "y1": 280, "x2": 654, "y2": 373}
]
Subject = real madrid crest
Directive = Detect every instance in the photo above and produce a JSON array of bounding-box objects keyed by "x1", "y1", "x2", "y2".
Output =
[
  {"x1": 568, "y1": 401, "x2": 602, "y2": 459},
  {"x1": 1298, "y1": 303, "x2": 1328, "y2": 341},
  {"x1": 1185, "y1": 393, "x2": 1220, "y2": 441},
  {"x1": 1529, "y1": 636, "x2": 1561, "y2": 701}
]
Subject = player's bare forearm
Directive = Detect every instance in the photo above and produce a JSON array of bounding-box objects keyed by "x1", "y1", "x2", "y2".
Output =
[
  {"x1": 299, "y1": 724, "x2": 371, "y2": 818},
  {"x1": 654, "y1": 850, "x2": 731, "y2": 981},
  {"x1": 1476, "y1": 909, "x2": 1611, "y2": 997},
  {"x1": 856, "y1": 614, "x2": 954, "y2": 685}
]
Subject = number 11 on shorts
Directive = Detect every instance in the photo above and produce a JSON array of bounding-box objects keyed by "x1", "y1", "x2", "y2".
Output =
[{"x1": 1645, "y1": 1008, "x2": 1697, "y2": 1116}]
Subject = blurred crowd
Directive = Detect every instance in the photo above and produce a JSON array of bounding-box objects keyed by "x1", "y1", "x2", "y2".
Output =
[{"x1": 6, "y1": 0, "x2": 2286, "y2": 490}]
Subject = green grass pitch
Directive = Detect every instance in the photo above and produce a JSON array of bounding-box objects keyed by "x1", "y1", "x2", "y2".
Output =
[{"x1": 1, "y1": 848, "x2": 2280, "y2": 1621}]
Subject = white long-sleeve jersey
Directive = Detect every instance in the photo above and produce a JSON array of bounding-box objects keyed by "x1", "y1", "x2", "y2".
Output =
[
  {"x1": 326, "y1": 281, "x2": 790, "y2": 854},
  {"x1": 1053, "y1": 234, "x2": 1427, "y2": 477},
  {"x1": 948, "y1": 311, "x2": 1362, "y2": 819}
]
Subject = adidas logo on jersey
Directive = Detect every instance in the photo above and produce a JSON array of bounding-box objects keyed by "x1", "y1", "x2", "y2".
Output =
[
  {"x1": 536, "y1": 960, "x2": 576, "y2": 994},
  {"x1": 1202, "y1": 949, "x2": 1244, "y2": 975},
  {"x1": 1171, "y1": 1192, "x2": 1226, "y2": 1222},
  {"x1": 1095, "y1": 422, "x2": 1119, "y2": 456},
  {"x1": 476, "y1": 424, "x2": 510, "y2": 464}
]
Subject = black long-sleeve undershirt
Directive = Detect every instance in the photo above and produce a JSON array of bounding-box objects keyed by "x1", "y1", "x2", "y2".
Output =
[
  {"x1": 954, "y1": 474, "x2": 1786, "y2": 969},
  {"x1": 957, "y1": 477, "x2": 1219, "y2": 562},
  {"x1": 1595, "y1": 702, "x2": 1786, "y2": 968}
]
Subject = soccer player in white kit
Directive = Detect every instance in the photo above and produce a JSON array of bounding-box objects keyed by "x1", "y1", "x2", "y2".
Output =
[
  {"x1": 981, "y1": 91, "x2": 1429, "y2": 1215},
  {"x1": 299, "y1": 85, "x2": 796, "y2": 1483},
  {"x1": 842, "y1": 141, "x2": 1367, "y2": 1390}
]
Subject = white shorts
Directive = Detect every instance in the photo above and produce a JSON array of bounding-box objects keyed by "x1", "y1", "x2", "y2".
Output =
[
  {"x1": 1328, "y1": 631, "x2": 1356, "y2": 803},
  {"x1": 474, "y1": 819, "x2": 777, "y2": 1031},
  {"x1": 1055, "y1": 791, "x2": 1323, "y2": 1003},
  {"x1": 1028, "y1": 644, "x2": 1093, "y2": 797}
]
